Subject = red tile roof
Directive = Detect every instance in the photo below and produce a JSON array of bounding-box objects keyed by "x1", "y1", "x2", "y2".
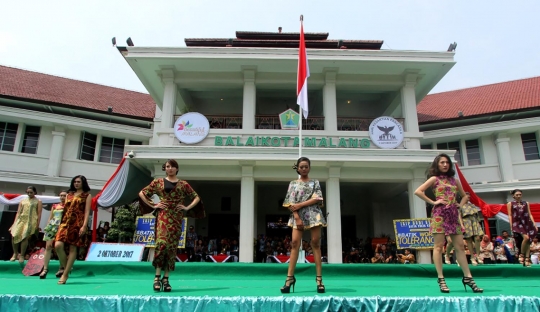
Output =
[
  {"x1": 0, "y1": 65, "x2": 155, "y2": 119},
  {"x1": 418, "y1": 76, "x2": 540, "y2": 123}
]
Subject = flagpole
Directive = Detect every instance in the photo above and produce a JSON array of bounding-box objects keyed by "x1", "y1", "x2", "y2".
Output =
[{"x1": 299, "y1": 110, "x2": 302, "y2": 158}]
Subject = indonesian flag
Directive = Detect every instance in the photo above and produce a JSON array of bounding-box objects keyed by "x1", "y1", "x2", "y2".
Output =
[{"x1": 297, "y1": 18, "x2": 310, "y2": 119}]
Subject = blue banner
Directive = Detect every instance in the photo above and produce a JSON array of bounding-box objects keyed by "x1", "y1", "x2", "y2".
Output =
[
  {"x1": 133, "y1": 216, "x2": 187, "y2": 249},
  {"x1": 393, "y1": 218, "x2": 434, "y2": 249}
]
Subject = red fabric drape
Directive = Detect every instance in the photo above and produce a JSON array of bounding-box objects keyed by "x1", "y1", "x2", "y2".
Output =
[{"x1": 455, "y1": 165, "x2": 540, "y2": 237}]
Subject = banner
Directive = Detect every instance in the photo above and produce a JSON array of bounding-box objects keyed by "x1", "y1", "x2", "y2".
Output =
[
  {"x1": 85, "y1": 242, "x2": 145, "y2": 262},
  {"x1": 133, "y1": 216, "x2": 187, "y2": 249},
  {"x1": 393, "y1": 218, "x2": 434, "y2": 249}
]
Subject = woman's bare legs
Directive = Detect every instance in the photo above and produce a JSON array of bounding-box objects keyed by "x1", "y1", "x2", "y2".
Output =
[{"x1": 449, "y1": 234, "x2": 473, "y2": 277}]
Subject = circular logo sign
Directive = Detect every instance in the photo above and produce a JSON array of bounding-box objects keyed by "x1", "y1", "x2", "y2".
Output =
[
  {"x1": 173, "y1": 112, "x2": 210, "y2": 144},
  {"x1": 368, "y1": 116, "x2": 404, "y2": 149}
]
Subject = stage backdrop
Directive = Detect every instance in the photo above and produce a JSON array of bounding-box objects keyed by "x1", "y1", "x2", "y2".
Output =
[
  {"x1": 393, "y1": 218, "x2": 434, "y2": 249},
  {"x1": 133, "y1": 216, "x2": 187, "y2": 248}
]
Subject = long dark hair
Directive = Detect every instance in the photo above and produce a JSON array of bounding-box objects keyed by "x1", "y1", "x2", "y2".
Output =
[
  {"x1": 292, "y1": 157, "x2": 311, "y2": 175},
  {"x1": 428, "y1": 153, "x2": 455, "y2": 177},
  {"x1": 69, "y1": 175, "x2": 91, "y2": 192}
]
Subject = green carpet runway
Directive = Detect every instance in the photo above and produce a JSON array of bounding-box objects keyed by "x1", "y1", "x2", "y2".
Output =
[{"x1": 1, "y1": 261, "x2": 539, "y2": 311}]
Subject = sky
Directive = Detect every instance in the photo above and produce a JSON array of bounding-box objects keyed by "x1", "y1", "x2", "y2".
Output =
[{"x1": 1, "y1": 1, "x2": 539, "y2": 95}]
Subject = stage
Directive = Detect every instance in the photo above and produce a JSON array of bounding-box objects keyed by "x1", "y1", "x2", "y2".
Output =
[{"x1": 1, "y1": 261, "x2": 539, "y2": 311}]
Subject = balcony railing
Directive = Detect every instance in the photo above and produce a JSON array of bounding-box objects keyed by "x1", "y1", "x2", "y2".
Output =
[
  {"x1": 173, "y1": 115, "x2": 404, "y2": 131},
  {"x1": 255, "y1": 115, "x2": 325, "y2": 130},
  {"x1": 337, "y1": 117, "x2": 404, "y2": 131}
]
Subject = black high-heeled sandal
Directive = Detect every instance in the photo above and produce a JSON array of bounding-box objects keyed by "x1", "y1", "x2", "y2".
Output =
[
  {"x1": 161, "y1": 276, "x2": 172, "y2": 292},
  {"x1": 55, "y1": 268, "x2": 65, "y2": 278},
  {"x1": 316, "y1": 276, "x2": 325, "y2": 293},
  {"x1": 462, "y1": 277, "x2": 483, "y2": 293},
  {"x1": 280, "y1": 276, "x2": 296, "y2": 293},
  {"x1": 40, "y1": 268, "x2": 48, "y2": 279},
  {"x1": 437, "y1": 277, "x2": 450, "y2": 293},
  {"x1": 153, "y1": 275, "x2": 162, "y2": 292},
  {"x1": 524, "y1": 257, "x2": 532, "y2": 267}
]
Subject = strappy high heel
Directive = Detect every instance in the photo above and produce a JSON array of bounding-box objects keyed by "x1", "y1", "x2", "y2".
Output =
[
  {"x1": 471, "y1": 255, "x2": 478, "y2": 266},
  {"x1": 444, "y1": 254, "x2": 451, "y2": 265},
  {"x1": 437, "y1": 277, "x2": 450, "y2": 293},
  {"x1": 40, "y1": 269, "x2": 48, "y2": 279},
  {"x1": 55, "y1": 268, "x2": 65, "y2": 278},
  {"x1": 316, "y1": 276, "x2": 325, "y2": 293},
  {"x1": 153, "y1": 274, "x2": 162, "y2": 292},
  {"x1": 280, "y1": 276, "x2": 296, "y2": 293},
  {"x1": 462, "y1": 277, "x2": 483, "y2": 293},
  {"x1": 524, "y1": 256, "x2": 532, "y2": 267},
  {"x1": 161, "y1": 276, "x2": 172, "y2": 292}
]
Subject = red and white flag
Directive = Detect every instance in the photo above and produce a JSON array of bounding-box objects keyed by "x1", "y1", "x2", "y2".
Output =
[{"x1": 297, "y1": 18, "x2": 310, "y2": 119}]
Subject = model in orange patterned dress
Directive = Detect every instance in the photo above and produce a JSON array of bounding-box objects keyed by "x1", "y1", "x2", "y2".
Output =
[
  {"x1": 55, "y1": 176, "x2": 92, "y2": 285},
  {"x1": 139, "y1": 159, "x2": 200, "y2": 293}
]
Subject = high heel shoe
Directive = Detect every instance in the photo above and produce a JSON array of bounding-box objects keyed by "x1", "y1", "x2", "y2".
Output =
[
  {"x1": 280, "y1": 276, "x2": 296, "y2": 293},
  {"x1": 9, "y1": 254, "x2": 18, "y2": 262},
  {"x1": 462, "y1": 277, "x2": 483, "y2": 293},
  {"x1": 471, "y1": 255, "x2": 478, "y2": 266},
  {"x1": 524, "y1": 257, "x2": 532, "y2": 267},
  {"x1": 316, "y1": 276, "x2": 325, "y2": 293},
  {"x1": 153, "y1": 275, "x2": 162, "y2": 292},
  {"x1": 161, "y1": 276, "x2": 172, "y2": 292},
  {"x1": 437, "y1": 278, "x2": 450, "y2": 293},
  {"x1": 40, "y1": 269, "x2": 48, "y2": 279},
  {"x1": 476, "y1": 255, "x2": 484, "y2": 265},
  {"x1": 444, "y1": 254, "x2": 451, "y2": 265},
  {"x1": 55, "y1": 268, "x2": 64, "y2": 278}
]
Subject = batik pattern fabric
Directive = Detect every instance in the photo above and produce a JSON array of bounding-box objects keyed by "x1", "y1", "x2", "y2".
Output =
[
  {"x1": 141, "y1": 178, "x2": 198, "y2": 271},
  {"x1": 55, "y1": 192, "x2": 89, "y2": 247},
  {"x1": 284, "y1": 179, "x2": 327, "y2": 230},
  {"x1": 430, "y1": 176, "x2": 464, "y2": 235},
  {"x1": 511, "y1": 200, "x2": 538, "y2": 242},
  {"x1": 43, "y1": 204, "x2": 64, "y2": 241},
  {"x1": 10, "y1": 198, "x2": 39, "y2": 244},
  {"x1": 460, "y1": 202, "x2": 484, "y2": 238}
]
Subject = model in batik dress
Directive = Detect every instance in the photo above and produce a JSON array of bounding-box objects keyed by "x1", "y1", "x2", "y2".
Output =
[
  {"x1": 507, "y1": 189, "x2": 538, "y2": 267},
  {"x1": 139, "y1": 159, "x2": 200, "y2": 292},
  {"x1": 445, "y1": 193, "x2": 485, "y2": 265},
  {"x1": 55, "y1": 176, "x2": 92, "y2": 284},
  {"x1": 415, "y1": 153, "x2": 483, "y2": 293},
  {"x1": 9, "y1": 186, "x2": 43, "y2": 264},
  {"x1": 280, "y1": 157, "x2": 327, "y2": 294},
  {"x1": 40, "y1": 191, "x2": 67, "y2": 279}
]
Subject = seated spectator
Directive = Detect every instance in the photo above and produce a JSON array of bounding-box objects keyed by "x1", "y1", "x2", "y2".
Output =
[
  {"x1": 371, "y1": 252, "x2": 384, "y2": 263},
  {"x1": 478, "y1": 235, "x2": 495, "y2": 264},
  {"x1": 502, "y1": 230, "x2": 519, "y2": 263},
  {"x1": 493, "y1": 239, "x2": 508, "y2": 264},
  {"x1": 530, "y1": 236, "x2": 540, "y2": 265},
  {"x1": 194, "y1": 239, "x2": 205, "y2": 262},
  {"x1": 375, "y1": 244, "x2": 393, "y2": 263},
  {"x1": 397, "y1": 249, "x2": 416, "y2": 264},
  {"x1": 230, "y1": 239, "x2": 239, "y2": 257}
]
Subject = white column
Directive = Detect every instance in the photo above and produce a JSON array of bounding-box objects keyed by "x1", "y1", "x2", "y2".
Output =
[
  {"x1": 400, "y1": 71, "x2": 421, "y2": 149},
  {"x1": 13, "y1": 122, "x2": 24, "y2": 152},
  {"x1": 239, "y1": 164, "x2": 255, "y2": 262},
  {"x1": 494, "y1": 133, "x2": 514, "y2": 182},
  {"x1": 323, "y1": 70, "x2": 337, "y2": 131},
  {"x1": 242, "y1": 67, "x2": 256, "y2": 130},
  {"x1": 93, "y1": 134, "x2": 102, "y2": 162},
  {"x1": 159, "y1": 69, "x2": 177, "y2": 146},
  {"x1": 47, "y1": 126, "x2": 66, "y2": 177},
  {"x1": 326, "y1": 165, "x2": 342, "y2": 263},
  {"x1": 408, "y1": 167, "x2": 431, "y2": 264}
]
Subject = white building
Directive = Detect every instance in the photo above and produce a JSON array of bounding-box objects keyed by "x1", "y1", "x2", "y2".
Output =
[{"x1": 1, "y1": 31, "x2": 538, "y2": 264}]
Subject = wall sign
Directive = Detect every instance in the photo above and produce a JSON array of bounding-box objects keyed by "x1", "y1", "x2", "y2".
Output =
[
  {"x1": 85, "y1": 242, "x2": 145, "y2": 261},
  {"x1": 393, "y1": 218, "x2": 433, "y2": 249},
  {"x1": 215, "y1": 136, "x2": 371, "y2": 148},
  {"x1": 369, "y1": 116, "x2": 404, "y2": 149},
  {"x1": 174, "y1": 112, "x2": 210, "y2": 144}
]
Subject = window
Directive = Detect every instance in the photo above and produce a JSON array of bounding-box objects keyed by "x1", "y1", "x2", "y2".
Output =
[
  {"x1": 465, "y1": 139, "x2": 481, "y2": 166},
  {"x1": 521, "y1": 133, "x2": 539, "y2": 161},
  {"x1": 129, "y1": 140, "x2": 143, "y2": 145},
  {"x1": 99, "y1": 136, "x2": 125, "y2": 164},
  {"x1": 79, "y1": 132, "x2": 97, "y2": 161},
  {"x1": 436, "y1": 141, "x2": 462, "y2": 166},
  {"x1": 421, "y1": 144, "x2": 432, "y2": 150},
  {"x1": 0, "y1": 122, "x2": 18, "y2": 152},
  {"x1": 21, "y1": 126, "x2": 41, "y2": 154}
]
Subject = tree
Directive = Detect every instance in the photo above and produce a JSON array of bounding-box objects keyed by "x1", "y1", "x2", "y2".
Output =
[{"x1": 107, "y1": 200, "x2": 139, "y2": 243}]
